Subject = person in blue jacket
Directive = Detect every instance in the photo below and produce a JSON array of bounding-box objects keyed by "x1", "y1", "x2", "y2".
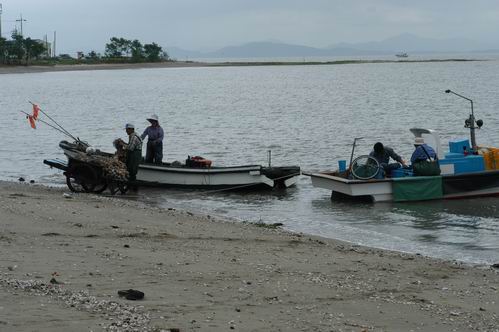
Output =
[
  {"x1": 411, "y1": 137, "x2": 437, "y2": 164},
  {"x1": 411, "y1": 137, "x2": 437, "y2": 163}
]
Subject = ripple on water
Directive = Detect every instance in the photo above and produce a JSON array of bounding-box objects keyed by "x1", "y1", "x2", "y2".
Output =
[{"x1": 2, "y1": 61, "x2": 499, "y2": 264}]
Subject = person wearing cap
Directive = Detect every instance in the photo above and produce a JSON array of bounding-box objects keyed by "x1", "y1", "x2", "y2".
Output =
[
  {"x1": 123, "y1": 123, "x2": 143, "y2": 186},
  {"x1": 369, "y1": 142, "x2": 407, "y2": 176},
  {"x1": 410, "y1": 137, "x2": 437, "y2": 163},
  {"x1": 141, "y1": 114, "x2": 164, "y2": 164}
]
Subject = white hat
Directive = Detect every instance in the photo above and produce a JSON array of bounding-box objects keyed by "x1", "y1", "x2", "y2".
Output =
[
  {"x1": 147, "y1": 114, "x2": 159, "y2": 122},
  {"x1": 125, "y1": 123, "x2": 135, "y2": 129},
  {"x1": 414, "y1": 137, "x2": 425, "y2": 145}
]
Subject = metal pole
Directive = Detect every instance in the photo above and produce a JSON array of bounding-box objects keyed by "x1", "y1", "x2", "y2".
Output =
[
  {"x1": 16, "y1": 14, "x2": 26, "y2": 36},
  {"x1": 20, "y1": 111, "x2": 73, "y2": 138},
  {"x1": 0, "y1": 3, "x2": 3, "y2": 38},
  {"x1": 348, "y1": 137, "x2": 364, "y2": 170},
  {"x1": 469, "y1": 99, "x2": 477, "y2": 151},
  {"x1": 53, "y1": 31, "x2": 56, "y2": 57},
  {"x1": 445, "y1": 89, "x2": 477, "y2": 151},
  {"x1": 28, "y1": 101, "x2": 78, "y2": 141}
]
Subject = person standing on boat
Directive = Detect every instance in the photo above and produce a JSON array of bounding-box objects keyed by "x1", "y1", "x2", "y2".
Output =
[
  {"x1": 141, "y1": 114, "x2": 164, "y2": 164},
  {"x1": 369, "y1": 142, "x2": 407, "y2": 176},
  {"x1": 123, "y1": 123, "x2": 143, "y2": 186}
]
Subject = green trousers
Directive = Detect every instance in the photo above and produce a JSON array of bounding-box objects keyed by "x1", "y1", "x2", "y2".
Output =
[{"x1": 126, "y1": 149, "x2": 142, "y2": 182}]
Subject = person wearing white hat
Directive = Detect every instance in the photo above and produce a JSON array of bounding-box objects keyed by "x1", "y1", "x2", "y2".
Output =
[
  {"x1": 140, "y1": 114, "x2": 164, "y2": 164},
  {"x1": 410, "y1": 137, "x2": 440, "y2": 176},
  {"x1": 123, "y1": 123, "x2": 143, "y2": 186},
  {"x1": 410, "y1": 137, "x2": 437, "y2": 164}
]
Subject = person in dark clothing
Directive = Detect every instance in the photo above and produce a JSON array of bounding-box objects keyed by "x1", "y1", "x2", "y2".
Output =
[
  {"x1": 369, "y1": 142, "x2": 407, "y2": 176},
  {"x1": 141, "y1": 114, "x2": 164, "y2": 164},
  {"x1": 123, "y1": 123, "x2": 143, "y2": 184}
]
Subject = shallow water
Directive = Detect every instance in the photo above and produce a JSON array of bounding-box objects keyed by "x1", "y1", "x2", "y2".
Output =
[{"x1": 1, "y1": 58, "x2": 499, "y2": 264}]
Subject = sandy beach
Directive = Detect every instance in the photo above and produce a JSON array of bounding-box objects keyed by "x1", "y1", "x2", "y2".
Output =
[
  {"x1": 0, "y1": 181, "x2": 498, "y2": 331},
  {"x1": 0, "y1": 62, "x2": 208, "y2": 75}
]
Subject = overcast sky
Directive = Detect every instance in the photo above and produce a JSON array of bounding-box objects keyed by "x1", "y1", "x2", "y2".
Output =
[{"x1": 2, "y1": 0, "x2": 499, "y2": 54}]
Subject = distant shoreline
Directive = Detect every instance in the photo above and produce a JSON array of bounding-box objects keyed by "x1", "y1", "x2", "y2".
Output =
[{"x1": 0, "y1": 58, "x2": 483, "y2": 74}]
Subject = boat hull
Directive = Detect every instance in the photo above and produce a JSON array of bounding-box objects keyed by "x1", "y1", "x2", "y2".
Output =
[
  {"x1": 137, "y1": 164, "x2": 276, "y2": 189},
  {"x1": 137, "y1": 164, "x2": 300, "y2": 189},
  {"x1": 308, "y1": 172, "x2": 393, "y2": 202},
  {"x1": 307, "y1": 170, "x2": 499, "y2": 202}
]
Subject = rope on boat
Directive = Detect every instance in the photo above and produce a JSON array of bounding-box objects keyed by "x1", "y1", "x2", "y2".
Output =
[{"x1": 198, "y1": 172, "x2": 302, "y2": 194}]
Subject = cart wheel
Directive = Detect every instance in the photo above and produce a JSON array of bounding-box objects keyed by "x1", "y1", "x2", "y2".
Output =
[
  {"x1": 118, "y1": 182, "x2": 129, "y2": 194},
  {"x1": 66, "y1": 164, "x2": 99, "y2": 193},
  {"x1": 351, "y1": 155, "x2": 380, "y2": 180},
  {"x1": 92, "y1": 182, "x2": 108, "y2": 194},
  {"x1": 107, "y1": 182, "x2": 129, "y2": 195},
  {"x1": 66, "y1": 173, "x2": 85, "y2": 193}
]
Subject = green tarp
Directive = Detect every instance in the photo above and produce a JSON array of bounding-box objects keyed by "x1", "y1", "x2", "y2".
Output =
[{"x1": 392, "y1": 176, "x2": 443, "y2": 202}]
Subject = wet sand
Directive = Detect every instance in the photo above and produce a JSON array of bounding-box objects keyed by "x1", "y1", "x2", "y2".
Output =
[
  {"x1": 0, "y1": 181, "x2": 498, "y2": 331},
  {"x1": 0, "y1": 62, "x2": 207, "y2": 75}
]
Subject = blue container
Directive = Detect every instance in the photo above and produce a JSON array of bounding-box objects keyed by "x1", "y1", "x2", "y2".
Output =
[
  {"x1": 439, "y1": 155, "x2": 485, "y2": 174},
  {"x1": 338, "y1": 160, "x2": 347, "y2": 172},
  {"x1": 391, "y1": 168, "x2": 414, "y2": 178},
  {"x1": 465, "y1": 155, "x2": 485, "y2": 172},
  {"x1": 445, "y1": 152, "x2": 465, "y2": 159},
  {"x1": 449, "y1": 138, "x2": 471, "y2": 154}
]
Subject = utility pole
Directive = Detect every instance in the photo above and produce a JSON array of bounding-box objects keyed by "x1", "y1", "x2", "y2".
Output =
[
  {"x1": 44, "y1": 34, "x2": 49, "y2": 57},
  {"x1": 53, "y1": 30, "x2": 56, "y2": 57},
  {"x1": 0, "y1": 3, "x2": 3, "y2": 38},
  {"x1": 16, "y1": 14, "x2": 26, "y2": 36}
]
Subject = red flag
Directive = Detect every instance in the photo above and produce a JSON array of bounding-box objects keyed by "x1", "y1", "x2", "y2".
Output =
[
  {"x1": 32, "y1": 104, "x2": 40, "y2": 120},
  {"x1": 28, "y1": 115, "x2": 36, "y2": 129}
]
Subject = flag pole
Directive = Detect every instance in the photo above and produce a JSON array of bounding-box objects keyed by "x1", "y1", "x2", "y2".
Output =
[
  {"x1": 28, "y1": 101, "x2": 78, "y2": 141},
  {"x1": 21, "y1": 110, "x2": 75, "y2": 139}
]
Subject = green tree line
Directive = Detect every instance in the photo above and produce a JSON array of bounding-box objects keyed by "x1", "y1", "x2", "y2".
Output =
[
  {"x1": 0, "y1": 32, "x2": 47, "y2": 65},
  {"x1": 0, "y1": 34, "x2": 169, "y2": 66},
  {"x1": 103, "y1": 37, "x2": 168, "y2": 62}
]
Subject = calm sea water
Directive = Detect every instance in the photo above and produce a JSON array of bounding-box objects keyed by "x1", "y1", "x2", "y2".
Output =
[{"x1": 1, "y1": 58, "x2": 499, "y2": 264}]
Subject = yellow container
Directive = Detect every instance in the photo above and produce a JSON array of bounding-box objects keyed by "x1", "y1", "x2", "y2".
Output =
[
  {"x1": 478, "y1": 147, "x2": 495, "y2": 170},
  {"x1": 493, "y1": 149, "x2": 499, "y2": 170}
]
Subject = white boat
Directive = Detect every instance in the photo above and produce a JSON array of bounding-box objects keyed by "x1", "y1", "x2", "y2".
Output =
[
  {"x1": 395, "y1": 52, "x2": 408, "y2": 58},
  {"x1": 45, "y1": 140, "x2": 300, "y2": 191},
  {"x1": 307, "y1": 167, "x2": 499, "y2": 202},
  {"x1": 306, "y1": 91, "x2": 499, "y2": 202},
  {"x1": 137, "y1": 162, "x2": 300, "y2": 189}
]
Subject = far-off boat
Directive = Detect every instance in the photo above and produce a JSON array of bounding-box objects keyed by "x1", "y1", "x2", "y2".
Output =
[
  {"x1": 306, "y1": 90, "x2": 499, "y2": 202},
  {"x1": 44, "y1": 140, "x2": 300, "y2": 194}
]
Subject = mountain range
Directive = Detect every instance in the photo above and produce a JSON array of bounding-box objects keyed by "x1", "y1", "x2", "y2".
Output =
[{"x1": 166, "y1": 33, "x2": 499, "y2": 60}]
